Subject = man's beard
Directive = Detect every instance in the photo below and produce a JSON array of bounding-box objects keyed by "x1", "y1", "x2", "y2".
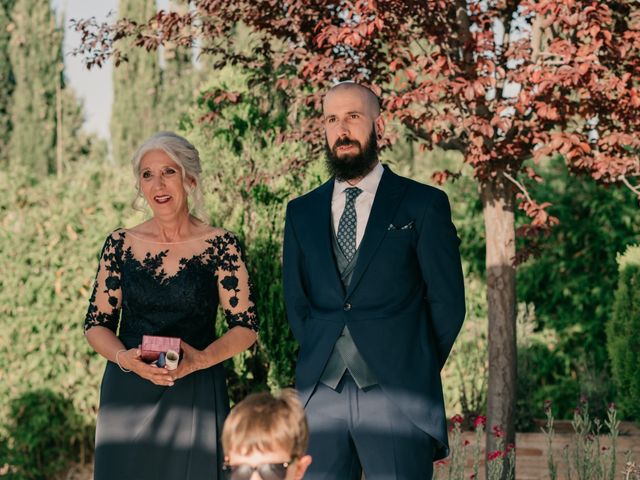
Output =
[{"x1": 325, "y1": 129, "x2": 378, "y2": 182}]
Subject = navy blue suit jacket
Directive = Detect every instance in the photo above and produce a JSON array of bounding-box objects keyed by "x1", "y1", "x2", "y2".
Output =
[{"x1": 283, "y1": 165, "x2": 465, "y2": 459}]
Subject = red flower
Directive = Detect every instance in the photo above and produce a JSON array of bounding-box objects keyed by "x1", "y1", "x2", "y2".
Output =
[
  {"x1": 492, "y1": 425, "x2": 505, "y2": 438},
  {"x1": 506, "y1": 443, "x2": 515, "y2": 452},
  {"x1": 608, "y1": 402, "x2": 616, "y2": 410},
  {"x1": 464, "y1": 439, "x2": 471, "y2": 446},
  {"x1": 451, "y1": 414, "x2": 464, "y2": 424},
  {"x1": 473, "y1": 415, "x2": 487, "y2": 428},
  {"x1": 488, "y1": 450, "x2": 504, "y2": 461}
]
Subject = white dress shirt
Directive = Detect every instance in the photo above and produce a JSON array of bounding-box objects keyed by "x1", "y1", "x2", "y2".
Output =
[{"x1": 331, "y1": 162, "x2": 384, "y2": 249}]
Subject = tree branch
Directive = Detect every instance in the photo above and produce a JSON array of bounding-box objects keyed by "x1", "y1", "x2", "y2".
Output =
[
  {"x1": 503, "y1": 171, "x2": 533, "y2": 203},
  {"x1": 620, "y1": 175, "x2": 640, "y2": 199},
  {"x1": 401, "y1": 118, "x2": 467, "y2": 153},
  {"x1": 454, "y1": 0, "x2": 474, "y2": 71}
]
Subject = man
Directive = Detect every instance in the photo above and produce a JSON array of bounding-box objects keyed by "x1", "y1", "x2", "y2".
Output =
[{"x1": 283, "y1": 82, "x2": 465, "y2": 479}]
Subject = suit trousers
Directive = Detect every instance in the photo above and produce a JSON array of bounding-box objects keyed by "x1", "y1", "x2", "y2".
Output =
[{"x1": 305, "y1": 374, "x2": 434, "y2": 480}]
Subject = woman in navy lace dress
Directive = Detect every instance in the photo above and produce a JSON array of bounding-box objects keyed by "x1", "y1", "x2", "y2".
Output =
[{"x1": 84, "y1": 131, "x2": 258, "y2": 479}]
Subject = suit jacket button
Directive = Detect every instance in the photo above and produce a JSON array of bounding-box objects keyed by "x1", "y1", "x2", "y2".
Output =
[{"x1": 343, "y1": 303, "x2": 352, "y2": 311}]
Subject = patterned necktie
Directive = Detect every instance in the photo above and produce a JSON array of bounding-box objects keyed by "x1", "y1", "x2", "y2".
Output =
[{"x1": 337, "y1": 187, "x2": 362, "y2": 261}]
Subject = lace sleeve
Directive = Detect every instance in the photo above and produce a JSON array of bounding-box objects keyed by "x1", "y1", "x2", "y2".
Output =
[
  {"x1": 84, "y1": 231, "x2": 124, "y2": 333},
  {"x1": 215, "y1": 232, "x2": 259, "y2": 332}
]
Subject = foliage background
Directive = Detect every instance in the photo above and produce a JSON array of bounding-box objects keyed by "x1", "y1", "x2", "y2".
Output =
[{"x1": 1, "y1": 3, "x2": 639, "y2": 477}]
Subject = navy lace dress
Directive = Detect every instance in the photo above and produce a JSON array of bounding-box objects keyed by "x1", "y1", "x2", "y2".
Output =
[{"x1": 84, "y1": 228, "x2": 258, "y2": 480}]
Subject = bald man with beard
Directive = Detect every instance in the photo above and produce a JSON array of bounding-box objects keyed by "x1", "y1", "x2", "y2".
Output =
[{"x1": 283, "y1": 82, "x2": 466, "y2": 479}]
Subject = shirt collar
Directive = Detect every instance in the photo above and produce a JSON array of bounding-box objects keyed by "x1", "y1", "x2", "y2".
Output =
[{"x1": 333, "y1": 162, "x2": 384, "y2": 199}]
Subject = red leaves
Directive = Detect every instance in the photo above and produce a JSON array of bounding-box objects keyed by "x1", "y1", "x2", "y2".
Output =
[
  {"x1": 432, "y1": 170, "x2": 462, "y2": 185},
  {"x1": 71, "y1": 0, "x2": 639, "y2": 243},
  {"x1": 517, "y1": 197, "x2": 558, "y2": 229}
]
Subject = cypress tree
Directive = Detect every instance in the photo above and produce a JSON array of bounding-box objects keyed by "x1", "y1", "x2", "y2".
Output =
[
  {"x1": 157, "y1": 0, "x2": 194, "y2": 131},
  {"x1": 7, "y1": 0, "x2": 62, "y2": 176},
  {"x1": 110, "y1": 0, "x2": 160, "y2": 164},
  {"x1": 0, "y1": 0, "x2": 15, "y2": 165},
  {"x1": 607, "y1": 245, "x2": 640, "y2": 421}
]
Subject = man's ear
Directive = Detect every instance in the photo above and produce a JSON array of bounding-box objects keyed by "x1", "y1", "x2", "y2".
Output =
[
  {"x1": 294, "y1": 454, "x2": 312, "y2": 479},
  {"x1": 374, "y1": 116, "x2": 385, "y2": 140}
]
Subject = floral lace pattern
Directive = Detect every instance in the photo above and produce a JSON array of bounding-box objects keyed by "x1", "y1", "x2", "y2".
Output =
[{"x1": 84, "y1": 229, "x2": 258, "y2": 347}]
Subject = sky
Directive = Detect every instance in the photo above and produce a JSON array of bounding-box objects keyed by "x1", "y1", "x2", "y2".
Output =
[{"x1": 50, "y1": 0, "x2": 169, "y2": 140}]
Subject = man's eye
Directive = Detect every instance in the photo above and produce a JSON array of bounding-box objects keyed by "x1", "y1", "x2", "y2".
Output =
[
  {"x1": 326, "y1": 117, "x2": 336, "y2": 124},
  {"x1": 350, "y1": 114, "x2": 359, "y2": 119}
]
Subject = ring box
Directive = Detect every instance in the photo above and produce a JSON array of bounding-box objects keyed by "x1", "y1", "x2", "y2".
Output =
[{"x1": 139, "y1": 335, "x2": 181, "y2": 363}]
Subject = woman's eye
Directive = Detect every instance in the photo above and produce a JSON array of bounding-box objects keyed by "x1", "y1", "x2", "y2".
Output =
[
  {"x1": 164, "y1": 168, "x2": 176, "y2": 175},
  {"x1": 141, "y1": 171, "x2": 151, "y2": 179}
]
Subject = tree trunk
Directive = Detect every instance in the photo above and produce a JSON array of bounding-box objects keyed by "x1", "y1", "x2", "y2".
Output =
[{"x1": 481, "y1": 173, "x2": 517, "y2": 479}]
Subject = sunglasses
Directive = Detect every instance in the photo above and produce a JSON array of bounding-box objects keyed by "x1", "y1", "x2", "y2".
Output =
[{"x1": 222, "y1": 460, "x2": 294, "y2": 480}]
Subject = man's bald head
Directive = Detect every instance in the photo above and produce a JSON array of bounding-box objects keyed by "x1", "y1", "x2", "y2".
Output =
[{"x1": 323, "y1": 82, "x2": 381, "y2": 118}]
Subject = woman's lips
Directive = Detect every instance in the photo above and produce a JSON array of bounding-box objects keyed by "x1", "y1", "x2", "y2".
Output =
[{"x1": 154, "y1": 195, "x2": 172, "y2": 204}]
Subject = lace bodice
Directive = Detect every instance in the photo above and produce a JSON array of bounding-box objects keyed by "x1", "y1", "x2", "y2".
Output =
[{"x1": 84, "y1": 229, "x2": 258, "y2": 350}]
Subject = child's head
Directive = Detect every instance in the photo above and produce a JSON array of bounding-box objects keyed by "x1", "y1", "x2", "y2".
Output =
[{"x1": 222, "y1": 389, "x2": 312, "y2": 480}]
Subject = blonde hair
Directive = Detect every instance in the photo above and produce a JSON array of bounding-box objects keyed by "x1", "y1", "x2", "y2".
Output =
[
  {"x1": 222, "y1": 389, "x2": 309, "y2": 459},
  {"x1": 130, "y1": 131, "x2": 205, "y2": 220}
]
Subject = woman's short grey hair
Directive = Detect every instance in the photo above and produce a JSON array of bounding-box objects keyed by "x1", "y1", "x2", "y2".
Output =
[{"x1": 131, "y1": 131, "x2": 205, "y2": 220}]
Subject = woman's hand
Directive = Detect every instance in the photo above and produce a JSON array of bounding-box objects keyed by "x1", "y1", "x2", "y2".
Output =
[
  {"x1": 170, "y1": 341, "x2": 205, "y2": 381},
  {"x1": 119, "y1": 348, "x2": 175, "y2": 387}
]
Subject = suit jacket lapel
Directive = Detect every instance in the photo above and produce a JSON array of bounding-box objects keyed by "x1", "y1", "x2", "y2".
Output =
[
  {"x1": 307, "y1": 178, "x2": 344, "y2": 293},
  {"x1": 346, "y1": 166, "x2": 407, "y2": 298}
]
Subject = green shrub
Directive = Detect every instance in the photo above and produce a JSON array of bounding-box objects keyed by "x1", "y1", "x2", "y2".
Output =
[
  {"x1": 0, "y1": 161, "x2": 135, "y2": 453},
  {"x1": 514, "y1": 156, "x2": 639, "y2": 419},
  {"x1": 1, "y1": 389, "x2": 83, "y2": 479},
  {"x1": 607, "y1": 245, "x2": 640, "y2": 421}
]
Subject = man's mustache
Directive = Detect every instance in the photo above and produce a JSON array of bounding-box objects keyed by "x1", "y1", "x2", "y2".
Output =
[{"x1": 333, "y1": 137, "x2": 361, "y2": 150}]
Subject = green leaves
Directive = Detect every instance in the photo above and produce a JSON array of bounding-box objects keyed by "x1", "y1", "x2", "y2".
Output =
[
  {"x1": 0, "y1": 161, "x2": 134, "y2": 469},
  {"x1": 608, "y1": 246, "x2": 640, "y2": 421}
]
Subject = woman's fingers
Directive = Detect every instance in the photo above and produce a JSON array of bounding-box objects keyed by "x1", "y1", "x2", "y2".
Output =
[{"x1": 131, "y1": 358, "x2": 174, "y2": 386}]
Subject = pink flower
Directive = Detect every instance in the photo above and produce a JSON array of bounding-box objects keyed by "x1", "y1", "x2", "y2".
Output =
[
  {"x1": 473, "y1": 415, "x2": 487, "y2": 428},
  {"x1": 544, "y1": 400, "x2": 552, "y2": 412},
  {"x1": 608, "y1": 402, "x2": 616, "y2": 410},
  {"x1": 488, "y1": 450, "x2": 504, "y2": 461},
  {"x1": 451, "y1": 414, "x2": 464, "y2": 424}
]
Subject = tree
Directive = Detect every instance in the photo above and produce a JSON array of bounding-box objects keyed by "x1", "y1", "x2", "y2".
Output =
[
  {"x1": 0, "y1": 0, "x2": 15, "y2": 165},
  {"x1": 156, "y1": 0, "x2": 195, "y2": 131},
  {"x1": 8, "y1": 0, "x2": 62, "y2": 177},
  {"x1": 110, "y1": 0, "x2": 160, "y2": 164},
  {"x1": 75, "y1": 0, "x2": 640, "y2": 473},
  {"x1": 607, "y1": 245, "x2": 640, "y2": 421}
]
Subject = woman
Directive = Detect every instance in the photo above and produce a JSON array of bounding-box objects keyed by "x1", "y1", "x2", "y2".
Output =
[{"x1": 84, "y1": 131, "x2": 258, "y2": 479}]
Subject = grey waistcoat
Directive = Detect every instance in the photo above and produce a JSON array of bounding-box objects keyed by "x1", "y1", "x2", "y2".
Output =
[{"x1": 318, "y1": 231, "x2": 378, "y2": 389}]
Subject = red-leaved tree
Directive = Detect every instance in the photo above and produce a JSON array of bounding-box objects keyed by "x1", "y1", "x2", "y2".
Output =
[{"x1": 74, "y1": 0, "x2": 640, "y2": 474}]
